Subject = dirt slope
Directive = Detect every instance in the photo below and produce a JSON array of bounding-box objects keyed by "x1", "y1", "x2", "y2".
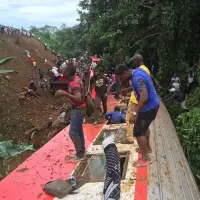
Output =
[{"x1": 0, "y1": 35, "x2": 61, "y2": 142}]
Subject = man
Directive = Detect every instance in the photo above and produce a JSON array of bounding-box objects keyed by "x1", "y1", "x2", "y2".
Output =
[
  {"x1": 170, "y1": 73, "x2": 180, "y2": 89},
  {"x1": 44, "y1": 43, "x2": 47, "y2": 51},
  {"x1": 39, "y1": 68, "x2": 44, "y2": 81},
  {"x1": 15, "y1": 38, "x2": 20, "y2": 46},
  {"x1": 32, "y1": 60, "x2": 37, "y2": 68},
  {"x1": 76, "y1": 57, "x2": 89, "y2": 79},
  {"x1": 107, "y1": 59, "x2": 115, "y2": 77},
  {"x1": 105, "y1": 106, "x2": 126, "y2": 125},
  {"x1": 29, "y1": 80, "x2": 37, "y2": 92},
  {"x1": 115, "y1": 59, "x2": 160, "y2": 167},
  {"x1": 51, "y1": 67, "x2": 59, "y2": 81},
  {"x1": 25, "y1": 50, "x2": 31, "y2": 58},
  {"x1": 24, "y1": 81, "x2": 40, "y2": 99},
  {"x1": 90, "y1": 68, "x2": 110, "y2": 125},
  {"x1": 188, "y1": 70, "x2": 195, "y2": 91},
  {"x1": 55, "y1": 62, "x2": 86, "y2": 161},
  {"x1": 169, "y1": 87, "x2": 188, "y2": 110},
  {"x1": 91, "y1": 61, "x2": 97, "y2": 70},
  {"x1": 125, "y1": 55, "x2": 151, "y2": 144},
  {"x1": 111, "y1": 74, "x2": 120, "y2": 99},
  {"x1": 31, "y1": 60, "x2": 37, "y2": 80},
  {"x1": 60, "y1": 61, "x2": 67, "y2": 73}
]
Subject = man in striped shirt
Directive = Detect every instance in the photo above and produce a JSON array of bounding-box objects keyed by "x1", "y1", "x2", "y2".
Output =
[{"x1": 56, "y1": 62, "x2": 86, "y2": 162}]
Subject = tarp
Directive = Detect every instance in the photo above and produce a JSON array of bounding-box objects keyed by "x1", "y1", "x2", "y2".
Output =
[
  {"x1": 0, "y1": 140, "x2": 35, "y2": 158},
  {"x1": 0, "y1": 70, "x2": 17, "y2": 74},
  {"x1": 0, "y1": 57, "x2": 15, "y2": 65}
]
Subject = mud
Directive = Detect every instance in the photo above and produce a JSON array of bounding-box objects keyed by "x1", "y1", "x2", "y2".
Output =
[
  {"x1": 73, "y1": 153, "x2": 128, "y2": 190},
  {"x1": 93, "y1": 128, "x2": 128, "y2": 145}
]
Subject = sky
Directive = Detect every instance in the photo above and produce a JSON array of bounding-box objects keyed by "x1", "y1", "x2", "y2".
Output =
[{"x1": 0, "y1": 0, "x2": 80, "y2": 29}]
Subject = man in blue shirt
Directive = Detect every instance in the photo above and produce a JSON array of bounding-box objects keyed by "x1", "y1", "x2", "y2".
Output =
[
  {"x1": 105, "y1": 106, "x2": 126, "y2": 124},
  {"x1": 115, "y1": 56, "x2": 160, "y2": 167}
]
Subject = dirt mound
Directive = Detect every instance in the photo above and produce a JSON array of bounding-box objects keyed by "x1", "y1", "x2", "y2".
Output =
[{"x1": 0, "y1": 35, "x2": 62, "y2": 142}]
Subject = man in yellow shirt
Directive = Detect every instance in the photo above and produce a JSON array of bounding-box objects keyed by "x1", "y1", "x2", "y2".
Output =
[
  {"x1": 126, "y1": 55, "x2": 151, "y2": 148},
  {"x1": 32, "y1": 61, "x2": 37, "y2": 68}
]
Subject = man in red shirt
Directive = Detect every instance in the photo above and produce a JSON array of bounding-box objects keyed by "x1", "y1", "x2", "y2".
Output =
[{"x1": 56, "y1": 62, "x2": 86, "y2": 161}]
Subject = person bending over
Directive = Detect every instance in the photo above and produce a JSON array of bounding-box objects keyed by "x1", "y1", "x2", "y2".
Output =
[{"x1": 105, "y1": 106, "x2": 126, "y2": 125}]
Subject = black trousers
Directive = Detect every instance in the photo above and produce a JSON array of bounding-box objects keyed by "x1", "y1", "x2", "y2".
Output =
[{"x1": 102, "y1": 143, "x2": 121, "y2": 200}]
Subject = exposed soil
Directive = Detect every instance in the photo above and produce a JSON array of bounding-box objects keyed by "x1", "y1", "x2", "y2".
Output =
[{"x1": 0, "y1": 35, "x2": 65, "y2": 180}]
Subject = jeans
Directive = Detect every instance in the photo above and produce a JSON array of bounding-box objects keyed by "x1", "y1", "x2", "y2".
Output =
[{"x1": 69, "y1": 107, "x2": 86, "y2": 157}]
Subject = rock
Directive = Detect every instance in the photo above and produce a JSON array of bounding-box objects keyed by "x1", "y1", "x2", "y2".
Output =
[
  {"x1": 42, "y1": 121, "x2": 52, "y2": 130},
  {"x1": 24, "y1": 127, "x2": 37, "y2": 138},
  {"x1": 18, "y1": 92, "x2": 26, "y2": 105},
  {"x1": 47, "y1": 129, "x2": 60, "y2": 140},
  {"x1": 5, "y1": 75, "x2": 12, "y2": 83},
  {"x1": 16, "y1": 167, "x2": 29, "y2": 173}
]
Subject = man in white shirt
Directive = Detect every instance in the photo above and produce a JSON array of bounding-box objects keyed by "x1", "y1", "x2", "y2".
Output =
[
  {"x1": 170, "y1": 73, "x2": 180, "y2": 88},
  {"x1": 51, "y1": 67, "x2": 59, "y2": 81}
]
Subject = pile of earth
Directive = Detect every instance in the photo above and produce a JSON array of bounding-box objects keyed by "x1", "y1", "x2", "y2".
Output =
[{"x1": 0, "y1": 35, "x2": 67, "y2": 180}]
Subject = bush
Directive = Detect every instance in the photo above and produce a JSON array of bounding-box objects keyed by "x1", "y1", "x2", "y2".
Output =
[
  {"x1": 187, "y1": 87, "x2": 200, "y2": 108},
  {"x1": 176, "y1": 108, "x2": 200, "y2": 183}
]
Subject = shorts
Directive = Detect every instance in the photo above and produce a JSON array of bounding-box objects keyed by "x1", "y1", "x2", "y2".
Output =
[{"x1": 134, "y1": 106, "x2": 159, "y2": 137}]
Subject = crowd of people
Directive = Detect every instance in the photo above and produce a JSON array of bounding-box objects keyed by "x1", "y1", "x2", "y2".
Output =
[
  {"x1": 16, "y1": 39, "x2": 197, "y2": 167},
  {"x1": 47, "y1": 53, "x2": 159, "y2": 169},
  {"x1": 0, "y1": 25, "x2": 34, "y2": 37},
  {"x1": 50, "y1": 54, "x2": 160, "y2": 199},
  {"x1": 167, "y1": 65, "x2": 198, "y2": 110},
  {"x1": 27, "y1": 51, "x2": 198, "y2": 168}
]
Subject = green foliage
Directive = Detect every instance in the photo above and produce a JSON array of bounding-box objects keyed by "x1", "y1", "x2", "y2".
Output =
[
  {"x1": 0, "y1": 140, "x2": 35, "y2": 158},
  {"x1": 30, "y1": 25, "x2": 85, "y2": 58},
  {"x1": 0, "y1": 57, "x2": 15, "y2": 65},
  {"x1": 30, "y1": 0, "x2": 200, "y2": 77},
  {"x1": 80, "y1": 0, "x2": 200, "y2": 80},
  {"x1": 176, "y1": 108, "x2": 200, "y2": 182},
  {"x1": 187, "y1": 88, "x2": 200, "y2": 107}
]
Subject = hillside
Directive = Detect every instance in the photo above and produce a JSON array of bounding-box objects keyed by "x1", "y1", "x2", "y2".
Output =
[{"x1": 0, "y1": 35, "x2": 60, "y2": 143}]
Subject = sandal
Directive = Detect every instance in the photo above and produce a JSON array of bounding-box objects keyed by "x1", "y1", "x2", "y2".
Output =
[
  {"x1": 136, "y1": 148, "x2": 152, "y2": 153},
  {"x1": 133, "y1": 159, "x2": 152, "y2": 167}
]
